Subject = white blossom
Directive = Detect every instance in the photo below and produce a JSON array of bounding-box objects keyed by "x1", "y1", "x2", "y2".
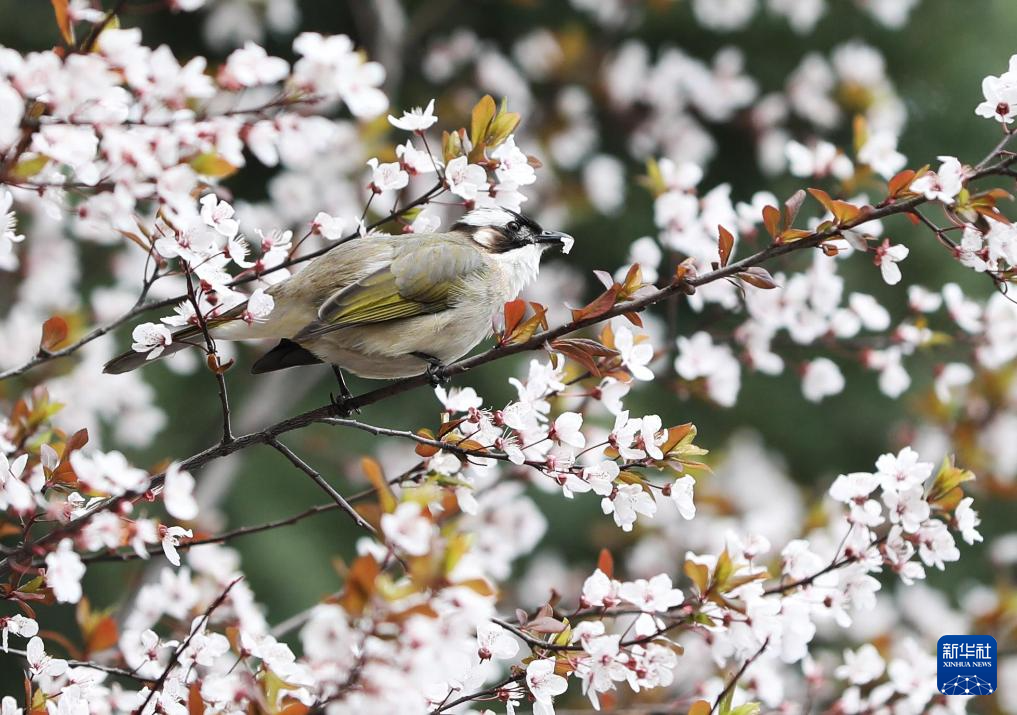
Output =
[
  {"x1": 526, "y1": 658, "x2": 568, "y2": 713},
  {"x1": 45, "y1": 539, "x2": 86, "y2": 603},
  {"x1": 909, "y1": 156, "x2": 965, "y2": 204},
  {"x1": 388, "y1": 99, "x2": 438, "y2": 132},
  {"x1": 380, "y1": 502, "x2": 434, "y2": 556},
  {"x1": 801, "y1": 358, "x2": 845, "y2": 402}
]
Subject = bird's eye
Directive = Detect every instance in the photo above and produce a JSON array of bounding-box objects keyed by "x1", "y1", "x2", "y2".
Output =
[{"x1": 506, "y1": 220, "x2": 520, "y2": 233}]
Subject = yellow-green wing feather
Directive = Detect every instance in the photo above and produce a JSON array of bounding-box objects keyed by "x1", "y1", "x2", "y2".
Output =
[{"x1": 295, "y1": 238, "x2": 484, "y2": 339}]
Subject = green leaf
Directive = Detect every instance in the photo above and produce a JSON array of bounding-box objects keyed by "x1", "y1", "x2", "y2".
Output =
[
  {"x1": 727, "y1": 703, "x2": 761, "y2": 715},
  {"x1": 11, "y1": 155, "x2": 49, "y2": 181},
  {"x1": 190, "y1": 152, "x2": 237, "y2": 179}
]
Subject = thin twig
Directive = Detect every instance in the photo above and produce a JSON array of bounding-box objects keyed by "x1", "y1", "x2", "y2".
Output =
[
  {"x1": 77, "y1": 0, "x2": 130, "y2": 54},
  {"x1": 137, "y1": 180, "x2": 446, "y2": 315},
  {"x1": 0, "y1": 263, "x2": 159, "y2": 382},
  {"x1": 82, "y1": 470, "x2": 419, "y2": 565},
  {"x1": 4, "y1": 647, "x2": 152, "y2": 682},
  {"x1": 430, "y1": 673, "x2": 524, "y2": 714},
  {"x1": 135, "y1": 577, "x2": 242, "y2": 713},
  {"x1": 267, "y1": 438, "x2": 376, "y2": 534},
  {"x1": 710, "y1": 639, "x2": 770, "y2": 714},
  {"x1": 974, "y1": 128, "x2": 1015, "y2": 172},
  {"x1": 183, "y1": 267, "x2": 233, "y2": 444}
]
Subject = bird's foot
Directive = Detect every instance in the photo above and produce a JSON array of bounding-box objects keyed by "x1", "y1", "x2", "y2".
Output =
[
  {"x1": 330, "y1": 365, "x2": 361, "y2": 416},
  {"x1": 329, "y1": 391, "x2": 360, "y2": 417},
  {"x1": 413, "y1": 352, "x2": 450, "y2": 387}
]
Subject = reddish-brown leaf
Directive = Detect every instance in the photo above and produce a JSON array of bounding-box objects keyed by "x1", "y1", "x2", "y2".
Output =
[
  {"x1": 188, "y1": 683, "x2": 204, "y2": 715},
  {"x1": 555, "y1": 337, "x2": 618, "y2": 358},
  {"x1": 452, "y1": 439, "x2": 487, "y2": 455},
  {"x1": 975, "y1": 205, "x2": 1012, "y2": 224},
  {"x1": 527, "y1": 616, "x2": 567, "y2": 633},
  {"x1": 361, "y1": 458, "x2": 395, "y2": 513},
  {"x1": 717, "y1": 225, "x2": 734, "y2": 267},
  {"x1": 784, "y1": 189, "x2": 807, "y2": 227},
  {"x1": 830, "y1": 199, "x2": 862, "y2": 224},
  {"x1": 551, "y1": 340, "x2": 602, "y2": 377},
  {"x1": 337, "y1": 555, "x2": 380, "y2": 616},
  {"x1": 623, "y1": 311, "x2": 643, "y2": 327},
  {"x1": 571, "y1": 285, "x2": 620, "y2": 323},
  {"x1": 65, "y1": 428, "x2": 89, "y2": 454},
  {"x1": 206, "y1": 354, "x2": 235, "y2": 374},
  {"x1": 502, "y1": 299, "x2": 526, "y2": 337},
  {"x1": 458, "y1": 578, "x2": 497, "y2": 598},
  {"x1": 807, "y1": 187, "x2": 836, "y2": 214},
  {"x1": 761, "y1": 204, "x2": 781, "y2": 239},
  {"x1": 551, "y1": 338, "x2": 617, "y2": 377},
  {"x1": 414, "y1": 429, "x2": 439, "y2": 457},
  {"x1": 674, "y1": 256, "x2": 697, "y2": 284},
  {"x1": 85, "y1": 616, "x2": 118, "y2": 655},
  {"x1": 49, "y1": 462, "x2": 78, "y2": 486},
  {"x1": 39, "y1": 316, "x2": 69, "y2": 353},
  {"x1": 50, "y1": 0, "x2": 74, "y2": 45},
  {"x1": 277, "y1": 702, "x2": 310, "y2": 715},
  {"x1": 887, "y1": 169, "x2": 916, "y2": 197},
  {"x1": 738, "y1": 266, "x2": 779, "y2": 290},
  {"x1": 510, "y1": 303, "x2": 549, "y2": 344},
  {"x1": 688, "y1": 700, "x2": 712, "y2": 715},
  {"x1": 619, "y1": 262, "x2": 644, "y2": 298},
  {"x1": 597, "y1": 548, "x2": 614, "y2": 579},
  {"x1": 116, "y1": 229, "x2": 151, "y2": 252},
  {"x1": 779, "y1": 228, "x2": 814, "y2": 242},
  {"x1": 437, "y1": 419, "x2": 466, "y2": 438}
]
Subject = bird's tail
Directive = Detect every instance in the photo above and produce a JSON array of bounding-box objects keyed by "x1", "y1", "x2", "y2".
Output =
[
  {"x1": 103, "y1": 304, "x2": 249, "y2": 375},
  {"x1": 102, "y1": 325, "x2": 203, "y2": 374}
]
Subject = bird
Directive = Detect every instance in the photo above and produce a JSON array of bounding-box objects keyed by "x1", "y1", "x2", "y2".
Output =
[{"x1": 103, "y1": 206, "x2": 573, "y2": 410}]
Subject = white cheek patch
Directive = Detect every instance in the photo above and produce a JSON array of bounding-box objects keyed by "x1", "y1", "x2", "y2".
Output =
[
  {"x1": 560, "y1": 233, "x2": 575, "y2": 255},
  {"x1": 473, "y1": 227, "x2": 505, "y2": 250}
]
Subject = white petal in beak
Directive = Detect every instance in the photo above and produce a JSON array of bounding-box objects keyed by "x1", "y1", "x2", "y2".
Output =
[{"x1": 536, "y1": 230, "x2": 575, "y2": 255}]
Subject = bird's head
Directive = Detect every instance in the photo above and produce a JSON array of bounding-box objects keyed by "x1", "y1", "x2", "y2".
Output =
[{"x1": 453, "y1": 207, "x2": 574, "y2": 256}]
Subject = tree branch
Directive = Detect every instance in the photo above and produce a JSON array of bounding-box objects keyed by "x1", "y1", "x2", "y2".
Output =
[
  {"x1": 1, "y1": 159, "x2": 1011, "y2": 582},
  {"x1": 267, "y1": 438, "x2": 376, "y2": 535}
]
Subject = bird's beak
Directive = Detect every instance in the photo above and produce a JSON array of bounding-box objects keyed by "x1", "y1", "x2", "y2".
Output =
[{"x1": 536, "y1": 230, "x2": 575, "y2": 255}]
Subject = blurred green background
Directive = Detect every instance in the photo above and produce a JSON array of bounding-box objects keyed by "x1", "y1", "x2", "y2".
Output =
[{"x1": 1, "y1": 0, "x2": 1015, "y2": 692}]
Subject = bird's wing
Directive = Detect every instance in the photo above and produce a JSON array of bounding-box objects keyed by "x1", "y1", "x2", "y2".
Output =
[{"x1": 293, "y1": 238, "x2": 485, "y2": 340}]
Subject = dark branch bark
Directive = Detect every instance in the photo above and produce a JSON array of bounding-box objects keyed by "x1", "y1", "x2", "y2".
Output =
[{"x1": 1, "y1": 158, "x2": 1012, "y2": 582}]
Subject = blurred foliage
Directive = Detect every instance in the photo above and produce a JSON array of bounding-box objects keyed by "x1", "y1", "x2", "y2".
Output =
[{"x1": 1, "y1": 0, "x2": 1014, "y2": 685}]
